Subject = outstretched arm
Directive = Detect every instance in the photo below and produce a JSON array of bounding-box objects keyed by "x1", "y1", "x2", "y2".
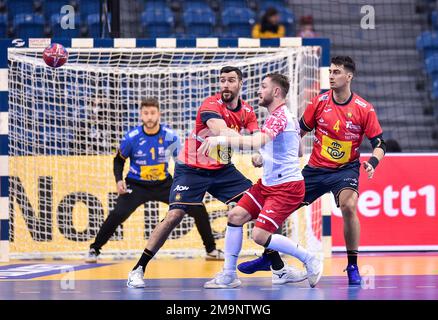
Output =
[
  {"x1": 206, "y1": 118, "x2": 242, "y2": 137},
  {"x1": 199, "y1": 131, "x2": 272, "y2": 155}
]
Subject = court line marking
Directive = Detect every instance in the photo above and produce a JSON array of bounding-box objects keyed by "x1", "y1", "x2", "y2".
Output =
[
  {"x1": 60, "y1": 291, "x2": 81, "y2": 293},
  {"x1": 377, "y1": 286, "x2": 398, "y2": 289},
  {"x1": 416, "y1": 286, "x2": 436, "y2": 288},
  {"x1": 259, "y1": 288, "x2": 280, "y2": 291},
  {"x1": 143, "y1": 290, "x2": 162, "y2": 292},
  {"x1": 180, "y1": 289, "x2": 202, "y2": 292},
  {"x1": 214, "y1": 289, "x2": 240, "y2": 291},
  {"x1": 100, "y1": 290, "x2": 121, "y2": 293},
  {"x1": 19, "y1": 291, "x2": 41, "y2": 294}
]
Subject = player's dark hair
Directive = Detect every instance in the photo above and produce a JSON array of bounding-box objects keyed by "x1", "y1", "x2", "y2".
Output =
[
  {"x1": 264, "y1": 73, "x2": 290, "y2": 97},
  {"x1": 331, "y1": 56, "x2": 356, "y2": 74},
  {"x1": 220, "y1": 66, "x2": 243, "y2": 80},
  {"x1": 140, "y1": 97, "x2": 159, "y2": 110}
]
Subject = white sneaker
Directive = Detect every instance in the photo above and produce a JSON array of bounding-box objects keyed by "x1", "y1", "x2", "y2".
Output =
[
  {"x1": 205, "y1": 249, "x2": 225, "y2": 261},
  {"x1": 127, "y1": 266, "x2": 146, "y2": 288},
  {"x1": 272, "y1": 265, "x2": 307, "y2": 285},
  {"x1": 304, "y1": 255, "x2": 323, "y2": 288},
  {"x1": 204, "y1": 270, "x2": 241, "y2": 289},
  {"x1": 85, "y1": 248, "x2": 99, "y2": 263}
]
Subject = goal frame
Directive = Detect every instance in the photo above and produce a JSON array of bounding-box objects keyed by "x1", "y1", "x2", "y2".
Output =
[{"x1": 0, "y1": 37, "x2": 330, "y2": 262}]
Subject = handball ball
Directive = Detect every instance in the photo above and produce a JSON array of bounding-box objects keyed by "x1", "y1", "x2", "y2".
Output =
[{"x1": 43, "y1": 43, "x2": 68, "y2": 68}]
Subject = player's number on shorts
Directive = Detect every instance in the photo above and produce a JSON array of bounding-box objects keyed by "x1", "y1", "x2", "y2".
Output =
[
  {"x1": 333, "y1": 120, "x2": 340, "y2": 133},
  {"x1": 150, "y1": 147, "x2": 155, "y2": 160}
]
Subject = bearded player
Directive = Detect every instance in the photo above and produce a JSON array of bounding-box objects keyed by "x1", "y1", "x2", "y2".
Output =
[
  {"x1": 200, "y1": 73, "x2": 323, "y2": 289},
  {"x1": 126, "y1": 66, "x2": 261, "y2": 288},
  {"x1": 238, "y1": 56, "x2": 386, "y2": 286}
]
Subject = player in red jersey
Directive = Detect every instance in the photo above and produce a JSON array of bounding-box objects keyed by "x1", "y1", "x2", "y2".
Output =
[
  {"x1": 179, "y1": 86, "x2": 259, "y2": 170},
  {"x1": 238, "y1": 56, "x2": 386, "y2": 286},
  {"x1": 126, "y1": 66, "x2": 260, "y2": 288}
]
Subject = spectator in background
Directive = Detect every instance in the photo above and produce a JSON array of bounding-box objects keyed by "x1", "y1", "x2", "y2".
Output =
[
  {"x1": 298, "y1": 15, "x2": 317, "y2": 38},
  {"x1": 385, "y1": 139, "x2": 402, "y2": 152},
  {"x1": 252, "y1": 7, "x2": 285, "y2": 39}
]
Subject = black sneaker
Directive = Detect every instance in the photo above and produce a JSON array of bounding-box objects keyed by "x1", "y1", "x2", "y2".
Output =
[{"x1": 85, "y1": 248, "x2": 100, "y2": 263}]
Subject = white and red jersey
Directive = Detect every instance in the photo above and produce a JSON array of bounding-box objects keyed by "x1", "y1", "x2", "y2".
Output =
[
  {"x1": 300, "y1": 90, "x2": 383, "y2": 169},
  {"x1": 260, "y1": 104, "x2": 303, "y2": 186},
  {"x1": 178, "y1": 93, "x2": 259, "y2": 170}
]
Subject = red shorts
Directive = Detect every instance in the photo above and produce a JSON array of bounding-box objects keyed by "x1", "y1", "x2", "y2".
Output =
[{"x1": 237, "y1": 179, "x2": 305, "y2": 233}]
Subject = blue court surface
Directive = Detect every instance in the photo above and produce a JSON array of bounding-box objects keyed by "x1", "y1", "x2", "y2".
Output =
[
  {"x1": 1, "y1": 253, "x2": 438, "y2": 300},
  {"x1": 1, "y1": 276, "x2": 438, "y2": 300}
]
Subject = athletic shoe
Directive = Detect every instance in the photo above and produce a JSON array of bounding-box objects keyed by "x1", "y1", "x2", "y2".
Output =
[
  {"x1": 237, "y1": 255, "x2": 272, "y2": 274},
  {"x1": 272, "y1": 265, "x2": 307, "y2": 285},
  {"x1": 85, "y1": 248, "x2": 99, "y2": 263},
  {"x1": 344, "y1": 264, "x2": 362, "y2": 286},
  {"x1": 205, "y1": 249, "x2": 225, "y2": 261},
  {"x1": 304, "y1": 255, "x2": 323, "y2": 288},
  {"x1": 127, "y1": 266, "x2": 146, "y2": 288},
  {"x1": 204, "y1": 270, "x2": 241, "y2": 289}
]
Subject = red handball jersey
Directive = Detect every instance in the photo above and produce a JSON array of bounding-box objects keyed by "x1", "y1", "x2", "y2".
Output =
[
  {"x1": 179, "y1": 93, "x2": 259, "y2": 170},
  {"x1": 300, "y1": 90, "x2": 383, "y2": 169}
]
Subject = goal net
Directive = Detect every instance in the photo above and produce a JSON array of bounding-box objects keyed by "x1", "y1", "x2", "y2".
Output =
[{"x1": 7, "y1": 44, "x2": 324, "y2": 260}]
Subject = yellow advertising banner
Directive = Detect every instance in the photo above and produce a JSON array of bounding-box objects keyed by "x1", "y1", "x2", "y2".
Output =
[{"x1": 9, "y1": 154, "x2": 272, "y2": 256}]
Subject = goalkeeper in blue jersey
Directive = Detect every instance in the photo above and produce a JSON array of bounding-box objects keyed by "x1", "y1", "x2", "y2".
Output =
[{"x1": 85, "y1": 98, "x2": 223, "y2": 262}]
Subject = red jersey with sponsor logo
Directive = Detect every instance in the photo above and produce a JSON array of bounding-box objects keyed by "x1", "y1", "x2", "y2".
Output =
[
  {"x1": 301, "y1": 90, "x2": 382, "y2": 169},
  {"x1": 178, "y1": 93, "x2": 259, "y2": 170}
]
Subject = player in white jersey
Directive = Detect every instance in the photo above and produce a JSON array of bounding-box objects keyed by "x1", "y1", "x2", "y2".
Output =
[{"x1": 199, "y1": 73, "x2": 323, "y2": 288}]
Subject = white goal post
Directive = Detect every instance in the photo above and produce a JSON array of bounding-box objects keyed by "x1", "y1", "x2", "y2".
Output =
[{"x1": 0, "y1": 37, "x2": 331, "y2": 261}]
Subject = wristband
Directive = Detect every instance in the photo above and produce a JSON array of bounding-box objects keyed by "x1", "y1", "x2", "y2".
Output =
[{"x1": 367, "y1": 156, "x2": 379, "y2": 169}]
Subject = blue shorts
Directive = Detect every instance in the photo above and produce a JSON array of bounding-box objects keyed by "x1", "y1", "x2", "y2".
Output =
[
  {"x1": 302, "y1": 160, "x2": 360, "y2": 207},
  {"x1": 169, "y1": 162, "x2": 253, "y2": 212}
]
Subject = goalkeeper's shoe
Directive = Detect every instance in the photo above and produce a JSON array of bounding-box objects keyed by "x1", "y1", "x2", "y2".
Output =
[
  {"x1": 206, "y1": 249, "x2": 225, "y2": 261},
  {"x1": 127, "y1": 266, "x2": 146, "y2": 288},
  {"x1": 237, "y1": 255, "x2": 272, "y2": 274},
  {"x1": 85, "y1": 248, "x2": 99, "y2": 263},
  {"x1": 344, "y1": 264, "x2": 362, "y2": 286},
  {"x1": 272, "y1": 265, "x2": 307, "y2": 285},
  {"x1": 204, "y1": 270, "x2": 241, "y2": 289}
]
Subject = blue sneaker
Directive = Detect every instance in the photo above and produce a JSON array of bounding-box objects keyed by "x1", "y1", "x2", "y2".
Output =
[
  {"x1": 344, "y1": 264, "x2": 362, "y2": 286},
  {"x1": 237, "y1": 255, "x2": 272, "y2": 274}
]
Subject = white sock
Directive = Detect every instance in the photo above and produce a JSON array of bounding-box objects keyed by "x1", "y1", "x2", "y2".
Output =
[
  {"x1": 267, "y1": 234, "x2": 312, "y2": 264},
  {"x1": 223, "y1": 224, "x2": 243, "y2": 272}
]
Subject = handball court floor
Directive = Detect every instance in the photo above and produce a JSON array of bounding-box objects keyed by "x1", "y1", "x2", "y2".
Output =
[{"x1": 1, "y1": 252, "x2": 438, "y2": 300}]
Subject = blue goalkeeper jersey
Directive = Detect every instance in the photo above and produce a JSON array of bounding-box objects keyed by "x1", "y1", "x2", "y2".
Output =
[{"x1": 119, "y1": 124, "x2": 180, "y2": 182}]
